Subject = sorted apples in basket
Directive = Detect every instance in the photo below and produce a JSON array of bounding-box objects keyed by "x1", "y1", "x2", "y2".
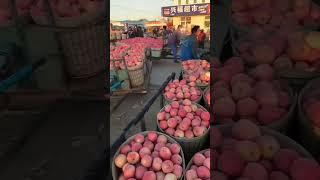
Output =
[
  {"x1": 182, "y1": 60, "x2": 210, "y2": 87},
  {"x1": 113, "y1": 131, "x2": 185, "y2": 180},
  {"x1": 120, "y1": 37, "x2": 164, "y2": 49},
  {"x1": 110, "y1": 43, "x2": 146, "y2": 70},
  {"x1": 157, "y1": 100, "x2": 210, "y2": 139},
  {"x1": 236, "y1": 28, "x2": 320, "y2": 74},
  {"x1": 213, "y1": 57, "x2": 293, "y2": 126},
  {"x1": 184, "y1": 70, "x2": 210, "y2": 87},
  {"x1": 185, "y1": 149, "x2": 210, "y2": 180},
  {"x1": 212, "y1": 120, "x2": 320, "y2": 180},
  {"x1": 31, "y1": 0, "x2": 104, "y2": 22},
  {"x1": 163, "y1": 79, "x2": 202, "y2": 102},
  {"x1": 182, "y1": 60, "x2": 210, "y2": 74},
  {"x1": 232, "y1": 0, "x2": 320, "y2": 31}
]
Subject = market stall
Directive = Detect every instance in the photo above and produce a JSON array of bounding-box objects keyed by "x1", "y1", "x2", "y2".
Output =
[{"x1": 110, "y1": 37, "x2": 162, "y2": 95}]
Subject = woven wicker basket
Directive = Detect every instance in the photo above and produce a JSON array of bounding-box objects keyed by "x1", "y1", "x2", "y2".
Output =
[
  {"x1": 30, "y1": 1, "x2": 106, "y2": 78},
  {"x1": 127, "y1": 66, "x2": 144, "y2": 87},
  {"x1": 57, "y1": 19, "x2": 105, "y2": 78}
]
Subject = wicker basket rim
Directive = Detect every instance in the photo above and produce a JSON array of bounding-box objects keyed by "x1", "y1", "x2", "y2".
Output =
[
  {"x1": 183, "y1": 148, "x2": 210, "y2": 179},
  {"x1": 216, "y1": 124, "x2": 315, "y2": 159}
]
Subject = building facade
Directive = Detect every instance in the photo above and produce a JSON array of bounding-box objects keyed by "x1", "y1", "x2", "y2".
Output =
[{"x1": 162, "y1": 0, "x2": 210, "y2": 33}]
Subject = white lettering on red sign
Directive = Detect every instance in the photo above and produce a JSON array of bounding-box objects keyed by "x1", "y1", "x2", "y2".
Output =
[
  {"x1": 191, "y1": 5, "x2": 198, "y2": 12},
  {"x1": 177, "y1": 6, "x2": 184, "y2": 13},
  {"x1": 184, "y1": 5, "x2": 190, "y2": 13},
  {"x1": 170, "y1": 7, "x2": 177, "y2": 14}
]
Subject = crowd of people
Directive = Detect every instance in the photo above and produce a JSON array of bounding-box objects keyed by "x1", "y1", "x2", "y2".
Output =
[
  {"x1": 122, "y1": 24, "x2": 208, "y2": 63},
  {"x1": 126, "y1": 25, "x2": 146, "y2": 38},
  {"x1": 166, "y1": 25, "x2": 207, "y2": 63}
]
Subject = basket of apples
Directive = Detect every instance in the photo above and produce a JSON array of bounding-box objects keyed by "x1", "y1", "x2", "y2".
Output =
[
  {"x1": 30, "y1": 0, "x2": 105, "y2": 27},
  {"x1": 231, "y1": 0, "x2": 320, "y2": 37},
  {"x1": 184, "y1": 149, "x2": 210, "y2": 180},
  {"x1": 112, "y1": 131, "x2": 186, "y2": 180},
  {"x1": 212, "y1": 120, "x2": 320, "y2": 180},
  {"x1": 156, "y1": 100, "x2": 210, "y2": 160},
  {"x1": 182, "y1": 60, "x2": 210, "y2": 90},
  {"x1": 30, "y1": 0, "x2": 105, "y2": 78},
  {"x1": 163, "y1": 79, "x2": 203, "y2": 105},
  {"x1": 234, "y1": 28, "x2": 320, "y2": 89}
]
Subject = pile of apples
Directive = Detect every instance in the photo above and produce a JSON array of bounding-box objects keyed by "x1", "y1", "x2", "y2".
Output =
[
  {"x1": 124, "y1": 44, "x2": 146, "y2": 70},
  {"x1": 185, "y1": 149, "x2": 210, "y2": 180},
  {"x1": 213, "y1": 57, "x2": 292, "y2": 125},
  {"x1": 182, "y1": 60, "x2": 210, "y2": 86},
  {"x1": 30, "y1": 0, "x2": 104, "y2": 19},
  {"x1": 236, "y1": 28, "x2": 320, "y2": 73},
  {"x1": 232, "y1": 0, "x2": 320, "y2": 30},
  {"x1": 110, "y1": 43, "x2": 146, "y2": 70},
  {"x1": 0, "y1": 0, "x2": 33, "y2": 26},
  {"x1": 302, "y1": 86, "x2": 320, "y2": 133},
  {"x1": 110, "y1": 44, "x2": 130, "y2": 70},
  {"x1": 212, "y1": 120, "x2": 320, "y2": 180},
  {"x1": 182, "y1": 60, "x2": 210, "y2": 74},
  {"x1": 120, "y1": 37, "x2": 164, "y2": 49},
  {"x1": 157, "y1": 100, "x2": 210, "y2": 139},
  {"x1": 113, "y1": 132, "x2": 184, "y2": 180},
  {"x1": 163, "y1": 79, "x2": 202, "y2": 102}
]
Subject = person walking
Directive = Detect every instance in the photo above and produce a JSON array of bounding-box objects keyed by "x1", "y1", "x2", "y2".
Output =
[
  {"x1": 137, "y1": 26, "x2": 144, "y2": 37},
  {"x1": 162, "y1": 26, "x2": 169, "y2": 45},
  {"x1": 128, "y1": 27, "x2": 135, "y2": 38},
  {"x1": 197, "y1": 29, "x2": 206, "y2": 49},
  {"x1": 179, "y1": 25, "x2": 200, "y2": 61},
  {"x1": 167, "y1": 25, "x2": 182, "y2": 63},
  {"x1": 152, "y1": 27, "x2": 158, "y2": 38}
]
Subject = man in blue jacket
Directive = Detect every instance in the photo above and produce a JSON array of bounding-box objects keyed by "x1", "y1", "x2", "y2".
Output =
[
  {"x1": 180, "y1": 25, "x2": 200, "y2": 61},
  {"x1": 167, "y1": 25, "x2": 182, "y2": 63}
]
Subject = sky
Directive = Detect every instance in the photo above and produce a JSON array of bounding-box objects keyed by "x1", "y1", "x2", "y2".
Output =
[{"x1": 110, "y1": 0, "x2": 174, "y2": 21}]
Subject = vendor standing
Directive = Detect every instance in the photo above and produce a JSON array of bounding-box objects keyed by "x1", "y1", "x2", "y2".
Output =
[
  {"x1": 128, "y1": 27, "x2": 135, "y2": 38},
  {"x1": 167, "y1": 25, "x2": 182, "y2": 63},
  {"x1": 137, "y1": 26, "x2": 144, "y2": 37},
  {"x1": 179, "y1": 26, "x2": 200, "y2": 61},
  {"x1": 162, "y1": 26, "x2": 169, "y2": 45},
  {"x1": 197, "y1": 29, "x2": 206, "y2": 49},
  {"x1": 152, "y1": 27, "x2": 159, "y2": 38}
]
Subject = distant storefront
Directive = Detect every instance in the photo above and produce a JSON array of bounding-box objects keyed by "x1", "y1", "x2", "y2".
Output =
[
  {"x1": 161, "y1": 0, "x2": 210, "y2": 33},
  {"x1": 144, "y1": 21, "x2": 167, "y2": 32}
]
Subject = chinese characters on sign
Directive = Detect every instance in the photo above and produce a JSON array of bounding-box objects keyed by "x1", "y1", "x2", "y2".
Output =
[{"x1": 162, "y1": 3, "x2": 210, "y2": 17}]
